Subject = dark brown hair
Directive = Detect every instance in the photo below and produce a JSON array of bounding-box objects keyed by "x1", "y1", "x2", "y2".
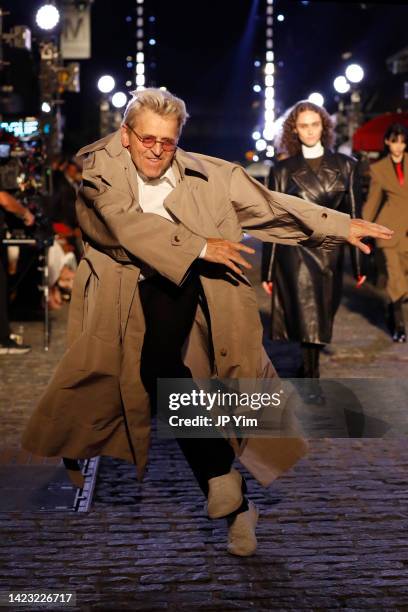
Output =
[{"x1": 277, "y1": 100, "x2": 335, "y2": 157}]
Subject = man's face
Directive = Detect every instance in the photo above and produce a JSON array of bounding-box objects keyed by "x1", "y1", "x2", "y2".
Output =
[
  {"x1": 294, "y1": 110, "x2": 323, "y2": 148},
  {"x1": 121, "y1": 109, "x2": 179, "y2": 179},
  {"x1": 385, "y1": 135, "x2": 407, "y2": 159}
]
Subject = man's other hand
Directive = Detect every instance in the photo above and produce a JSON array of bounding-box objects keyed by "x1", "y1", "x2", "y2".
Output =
[
  {"x1": 203, "y1": 238, "x2": 255, "y2": 275},
  {"x1": 348, "y1": 219, "x2": 393, "y2": 254}
]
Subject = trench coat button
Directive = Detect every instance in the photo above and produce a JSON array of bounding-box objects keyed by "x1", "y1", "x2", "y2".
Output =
[
  {"x1": 321, "y1": 212, "x2": 328, "y2": 219},
  {"x1": 174, "y1": 235, "x2": 181, "y2": 243},
  {"x1": 220, "y1": 348, "x2": 228, "y2": 356}
]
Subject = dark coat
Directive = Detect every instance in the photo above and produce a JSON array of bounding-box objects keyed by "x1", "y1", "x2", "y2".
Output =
[{"x1": 262, "y1": 149, "x2": 362, "y2": 344}]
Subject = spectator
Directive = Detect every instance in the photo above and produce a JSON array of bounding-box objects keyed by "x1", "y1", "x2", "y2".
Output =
[{"x1": 0, "y1": 190, "x2": 34, "y2": 354}]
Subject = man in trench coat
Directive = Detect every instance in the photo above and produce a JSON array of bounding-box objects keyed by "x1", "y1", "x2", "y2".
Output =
[{"x1": 22, "y1": 88, "x2": 392, "y2": 556}]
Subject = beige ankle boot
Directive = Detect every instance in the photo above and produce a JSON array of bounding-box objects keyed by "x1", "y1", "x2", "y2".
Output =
[
  {"x1": 227, "y1": 500, "x2": 258, "y2": 556},
  {"x1": 207, "y1": 468, "x2": 243, "y2": 519}
]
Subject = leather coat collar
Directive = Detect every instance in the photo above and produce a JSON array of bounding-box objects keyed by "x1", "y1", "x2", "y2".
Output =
[{"x1": 291, "y1": 150, "x2": 342, "y2": 200}]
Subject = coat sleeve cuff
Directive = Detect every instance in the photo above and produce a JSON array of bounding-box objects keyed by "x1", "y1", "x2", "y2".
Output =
[{"x1": 300, "y1": 208, "x2": 351, "y2": 248}]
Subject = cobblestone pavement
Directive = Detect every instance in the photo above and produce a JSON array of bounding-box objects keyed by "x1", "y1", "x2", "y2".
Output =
[{"x1": 1, "y1": 241, "x2": 408, "y2": 611}]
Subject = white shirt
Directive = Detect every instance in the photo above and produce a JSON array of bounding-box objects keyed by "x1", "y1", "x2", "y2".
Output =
[{"x1": 136, "y1": 165, "x2": 177, "y2": 222}]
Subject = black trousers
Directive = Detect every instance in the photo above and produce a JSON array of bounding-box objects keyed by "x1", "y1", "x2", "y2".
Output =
[{"x1": 138, "y1": 272, "x2": 247, "y2": 512}]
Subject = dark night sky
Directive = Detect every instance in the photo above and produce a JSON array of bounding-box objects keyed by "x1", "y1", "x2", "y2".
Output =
[{"x1": 2, "y1": 0, "x2": 408, "y2": 160}]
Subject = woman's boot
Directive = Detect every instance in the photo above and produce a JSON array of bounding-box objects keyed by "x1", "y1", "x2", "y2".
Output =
[
  {"x1": 391, "y1": 299, "x2": 406, "y2": 343},
  {"x1": 299, "y1": 343, "x2": 325, "y2": 404}
]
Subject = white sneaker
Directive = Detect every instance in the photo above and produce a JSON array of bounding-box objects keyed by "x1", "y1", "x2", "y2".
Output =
[
  {"x1": 207, "y1": 468, "x2": 243, "y2": 519},
  {"x1": 0, "y1": 338, "x2": 31, "y2": 355},
  {"x1": 227, "y1": 500, "x2": 258, "y2": 557}
]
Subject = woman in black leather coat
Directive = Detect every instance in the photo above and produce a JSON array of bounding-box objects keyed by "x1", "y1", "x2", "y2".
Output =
[{"x1": 261, "y1": 100, "x2": 363, "y2": 379}]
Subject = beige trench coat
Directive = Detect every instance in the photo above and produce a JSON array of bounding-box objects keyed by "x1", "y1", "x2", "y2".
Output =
[{"x1": 22, "y1": 130, "x2": 351, "y2": 486}]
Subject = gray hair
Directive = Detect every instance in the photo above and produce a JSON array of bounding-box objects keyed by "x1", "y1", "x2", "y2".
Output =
[{"x1": 122, "y1": 87, "x2": 189, "y2": 133}]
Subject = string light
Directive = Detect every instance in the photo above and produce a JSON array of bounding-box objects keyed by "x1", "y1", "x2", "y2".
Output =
[
  {"x1": 263, "y1": 0, "x2": 275, "y2": 150},
  {"x1": 250, "y1": 1, "x2": 276, "y2": 159},
  {"x1": 135, "y1": 1, "x2": 146, "y2": 88}
]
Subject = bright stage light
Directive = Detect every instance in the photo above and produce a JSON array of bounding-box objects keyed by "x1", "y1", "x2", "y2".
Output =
[
  {"x1": 41, "y1": 102, "x2": 51, "y2": 113},
  {"x1": 277, "y1": 14, "x2": 285, "y2": 22},
  {"x1": 253, "y1": 84, "x2": 261, "y2": 93},
  {"x1": 308, "y1": 92, "x2": 324, "y2": 106},
  {"x1": 263, "y1": 127, "x2": 274, "y2": 141},
  {"x1": 97, "y1": 75, "x2": 115, "y2": 93},
  {"x1": 136, "y1": 63, "x2": 145, "y2": 74},
  {"x1": 345, "y1": 63, "x2": 364, "y2": 83},
  {"x1": 252, "y1": 131, "x2": 261, "y2": 140},
  {"x1": 136, "y1": 74, "x2": 145, "y2": 86},
  {"x1": 255, "y1": 139, "x2": 267, "y2": 151},
  {"x1": 112, "y1": 92, "x2": 127, "y2": 108},
  {"x1": 36, "y1": 4, "x2": 60, "y2": 31},
  {"x1": 333, "y1": 75, "x2": 350, "y2": 94}
]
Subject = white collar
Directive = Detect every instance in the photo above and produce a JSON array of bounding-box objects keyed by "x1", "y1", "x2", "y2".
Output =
[
  {"x1": 302, "y1": 142, "x2": 324, "y2": 159},
  {"x1": 137, "y1": 165, "x2": 176, "y2": 188},
  {"x1": 125, "y1": 148, "x2": 177, "y2": 188}
]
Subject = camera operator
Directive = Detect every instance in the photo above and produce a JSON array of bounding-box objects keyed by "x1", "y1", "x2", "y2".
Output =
[{"x1": 0, "y1": 190, "x2": 34, "y2": 354}]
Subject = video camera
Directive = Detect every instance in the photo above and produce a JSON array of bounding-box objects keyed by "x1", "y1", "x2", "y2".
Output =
[{"x1": 0, "y1": 125, "x2": 53, "y2": 247}]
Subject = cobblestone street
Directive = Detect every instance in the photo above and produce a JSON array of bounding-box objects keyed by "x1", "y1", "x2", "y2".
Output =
[{"x1": 1, "y1": 242, "x2": 408, "y2": 611}]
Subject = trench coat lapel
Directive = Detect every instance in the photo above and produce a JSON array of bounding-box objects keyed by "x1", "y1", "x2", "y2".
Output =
[
  {"x1": 105, "y1": 132, "x2": 142, "y2": 333},
  {"x1": 102, "y1": 129, "x2": 142, "y2": 208},
  {"x1": 123, "y1": 152, "x2": 142, "y2": 206},
  {"x1": 163, "y1": 149, "x2": 220, "y2": 236},
  {"x1": 164, "y1": 182, "x2": 213, "y2": 236}
]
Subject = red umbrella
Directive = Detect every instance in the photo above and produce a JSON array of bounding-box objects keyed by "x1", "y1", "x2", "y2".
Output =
[{"x1": 353, "y1": 112, "x2": 408, "y2": 152}]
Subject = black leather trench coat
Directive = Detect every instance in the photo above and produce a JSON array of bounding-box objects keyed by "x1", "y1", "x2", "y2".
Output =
[{"x1": 261, "y1": 150, "x2": 362, "y2": 344}]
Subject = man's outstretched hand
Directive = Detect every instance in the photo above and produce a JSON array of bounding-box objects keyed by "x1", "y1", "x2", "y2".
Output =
[
  {"x1": 203, "y1": 238, "x2": 255, "y2": 275},
  {"x1": 202, "y1": 219, "x2": 392, "y2": 274},
  {"x1": 349, "y1": 219, "x2": 393, "y2": 254}
]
